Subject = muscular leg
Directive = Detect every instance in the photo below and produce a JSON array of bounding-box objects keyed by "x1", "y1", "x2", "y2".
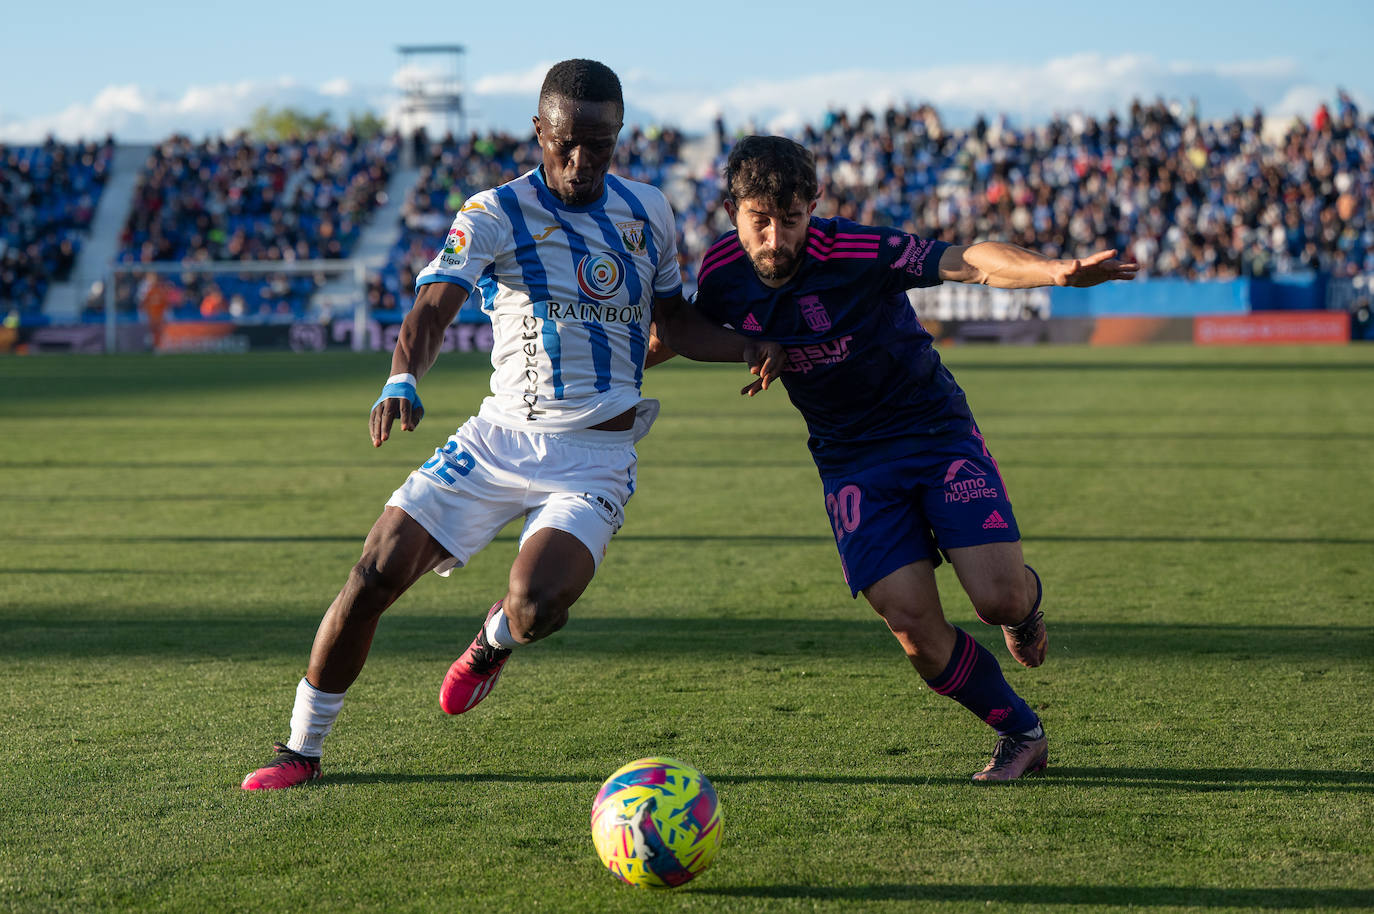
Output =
[
  {"x1": 947, "y1": 540, "x2": 1047, "y2": 669},
  {"x1": 862, "y1": 559, "x2": 957, "y2": 679},
  {"x1": 500, "y1": 527, "x2": 597, "y2": 643},
  {"x1": 946, "y1": 540, "x2": 1037, "y2": 626},
  {"x1": 307, "y1": 505, "x2": 452, "y2": 692}
]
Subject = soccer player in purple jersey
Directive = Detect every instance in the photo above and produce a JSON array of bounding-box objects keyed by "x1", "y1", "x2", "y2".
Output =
[{"x1": 689, "y1": 136, "x2": 1137, "y2": 781}]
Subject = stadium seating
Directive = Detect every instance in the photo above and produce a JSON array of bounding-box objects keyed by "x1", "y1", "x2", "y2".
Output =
[
  {"x1": 0, "y1": 138, "x2": 113, "y2": 319},
  {"x1": 679, "y1": 93, "x2": 1372, "y2": 289},
  {"x1": 111, "y1": 130, "x2": 400, "y2": 321},
  {"x1": 5, "y1": 93, "x2": 1369, "y2": 328}
]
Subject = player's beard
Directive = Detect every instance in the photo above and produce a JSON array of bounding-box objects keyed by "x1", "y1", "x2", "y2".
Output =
[{"x1": 749, "y1": 244, "x2": 803, "y2": 283}]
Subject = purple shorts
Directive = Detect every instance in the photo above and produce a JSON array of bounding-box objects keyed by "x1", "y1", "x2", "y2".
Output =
[{"x1": 819, "y1": 426, "x2": 1021, "y2": 597}]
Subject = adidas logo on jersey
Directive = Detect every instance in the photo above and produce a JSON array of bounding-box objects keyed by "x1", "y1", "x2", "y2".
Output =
[{"x1": 742, "y1": 313, "x2": 762, "y2": 332}]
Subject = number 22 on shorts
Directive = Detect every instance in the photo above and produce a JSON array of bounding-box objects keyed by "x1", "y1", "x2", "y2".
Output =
[{"x1": 422, "y1": 440, "x2": 477, "y2": 485}]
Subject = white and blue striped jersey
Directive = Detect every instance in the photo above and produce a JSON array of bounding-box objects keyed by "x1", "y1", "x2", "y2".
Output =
[{"x1": 415, "y1": 167, "x2": 682, "y2": 432}]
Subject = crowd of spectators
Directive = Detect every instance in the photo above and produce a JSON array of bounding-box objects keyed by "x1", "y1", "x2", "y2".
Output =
[
  {"x1": 7, "y1": 91, "x2": 1371, "y2": 330},
  {"x1": 676, "y1": 91, "x2": 1373, "y2": 290},
  {"x1": 0, "y1": 138, "x2": 113, "y2": 316},
  {"x1": 110, "y1": 129, "x2": 400, "y2": 322}
]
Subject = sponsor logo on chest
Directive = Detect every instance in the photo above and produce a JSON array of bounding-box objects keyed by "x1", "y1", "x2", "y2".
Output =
[
  {"x1": 546, "y1": 300, "x2": 646, "y2": 323},
  {"x1": 577, "y1": 252, "x2": 629, "y2": 301},
  {"x1": 784, "y1": 336, "x2": 854, "y2": 374}
]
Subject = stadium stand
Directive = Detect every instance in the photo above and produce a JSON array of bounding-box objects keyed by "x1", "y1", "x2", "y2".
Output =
[
  {"x1": 677, "y1": 92, "x2": 1373, "y2": 291},
  {"x1": 109, "y1": 129, "x2": 400, "y2": 322},
  {"x1": 0, "y1": 138, "x2": 113, "y2": 321},
  {"x1": 4, "y1": 92, "x2": 1369, "y2": 338}
]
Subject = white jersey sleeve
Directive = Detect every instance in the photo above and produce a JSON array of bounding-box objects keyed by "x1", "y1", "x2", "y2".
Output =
[
  {"x1": 415, "y1": 191, "x2": 506, "y2": 300},
  {"x1": 642, "y1": 188, "x2": 682, "y2": 299}
]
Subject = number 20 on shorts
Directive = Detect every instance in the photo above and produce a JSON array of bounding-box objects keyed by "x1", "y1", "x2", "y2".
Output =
[{"x1": 826, "y1": 484, "x2": 861, "y2": 541}]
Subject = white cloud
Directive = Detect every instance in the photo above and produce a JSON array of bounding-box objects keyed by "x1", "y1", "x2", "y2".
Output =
[
  {"x1": 471, "y1": 62, "x2": 552, "y2": 96},
  {"x1": 0, "y1": 77, "x2": 390, "y2": 142},
  {"x1": 0, "y1": 53, "x2": 1348, "y2": 144},
  {"x1": 319, "y1": 78, "x2": 353, "y2": 98}
]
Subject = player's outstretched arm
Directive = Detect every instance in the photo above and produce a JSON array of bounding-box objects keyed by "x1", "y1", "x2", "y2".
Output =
[
  {"x1": 939, "y1": 242, "x2": 1139, "y2": 289},
  {"x1": 649, "y1": 293, "x2": 783, "y2": 396},
  {"x1": 370, "y1": 281, "x2": 469, "y2": 447}
]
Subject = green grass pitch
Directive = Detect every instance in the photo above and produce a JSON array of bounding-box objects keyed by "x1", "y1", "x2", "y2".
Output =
[{"x1": 1, "y1": 344, "x2": 1371, "y2": 913}]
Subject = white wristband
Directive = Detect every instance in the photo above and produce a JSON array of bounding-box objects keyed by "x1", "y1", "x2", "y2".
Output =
[{"x1": 386, "y1": 373, "x2": 417, "y2": 387}]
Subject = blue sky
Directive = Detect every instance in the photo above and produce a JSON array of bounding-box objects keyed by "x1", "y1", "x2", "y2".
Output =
[{"x1": 2, "y1": 0, "x2": 1371, "y2": 141}]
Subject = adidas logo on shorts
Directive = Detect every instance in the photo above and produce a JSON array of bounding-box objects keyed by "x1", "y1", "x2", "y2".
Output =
[{"x1": 983, "y1": 510, "x2": 1010, "y2": 530}]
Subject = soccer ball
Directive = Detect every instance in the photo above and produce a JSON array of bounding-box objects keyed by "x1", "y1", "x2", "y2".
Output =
[{"x1": 590, "y1": 756, "x2": 723, "y2": 888}]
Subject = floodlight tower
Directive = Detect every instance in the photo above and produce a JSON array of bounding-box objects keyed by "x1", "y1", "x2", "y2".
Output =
[{"x1": 396, "y1": 44, "x2": 467, "y2": 149}]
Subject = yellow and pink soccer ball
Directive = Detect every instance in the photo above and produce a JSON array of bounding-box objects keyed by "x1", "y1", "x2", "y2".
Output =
[{"x1": 590, "y1": 757, "x2": 723, "y2": 888}]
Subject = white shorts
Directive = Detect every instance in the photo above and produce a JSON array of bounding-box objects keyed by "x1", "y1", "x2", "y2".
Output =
[{"x1": 385, "y1": 412, "x2": 650, "y2": 575}]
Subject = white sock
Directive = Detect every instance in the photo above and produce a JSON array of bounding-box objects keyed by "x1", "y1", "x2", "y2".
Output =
[
  {"x1": 1021, "y1": 724, "x2": 1045, "y2": 740},
  {"x1": 484, "y1": 606, "x2": 521, "y2": 650},
  {"x1": 287, "y1": 677, "x2": 346, "y2": 758}
]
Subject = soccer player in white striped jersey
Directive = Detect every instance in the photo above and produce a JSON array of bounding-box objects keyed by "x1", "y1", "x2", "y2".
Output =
[{"x1": 242, "y1": 59, "x2": 781, "y2": 790}]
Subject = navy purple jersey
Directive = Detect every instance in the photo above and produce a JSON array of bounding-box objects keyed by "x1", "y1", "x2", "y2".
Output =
[{"x1": 693, "y1": 217, "x2": 970, "y2": 475}]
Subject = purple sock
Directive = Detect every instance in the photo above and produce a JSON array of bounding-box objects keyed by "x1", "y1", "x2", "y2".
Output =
[{"x1": 925, "y1": 628, "x2": 1039, "y2": 735}]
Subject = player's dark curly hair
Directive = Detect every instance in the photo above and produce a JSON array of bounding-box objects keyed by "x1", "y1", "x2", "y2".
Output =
[
  {"x1": 724, "y1": 135, "x2": 819, "y2": 207},
  {"x1": 539, "y1": 59, "x2": 624, "y2": 114}
]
